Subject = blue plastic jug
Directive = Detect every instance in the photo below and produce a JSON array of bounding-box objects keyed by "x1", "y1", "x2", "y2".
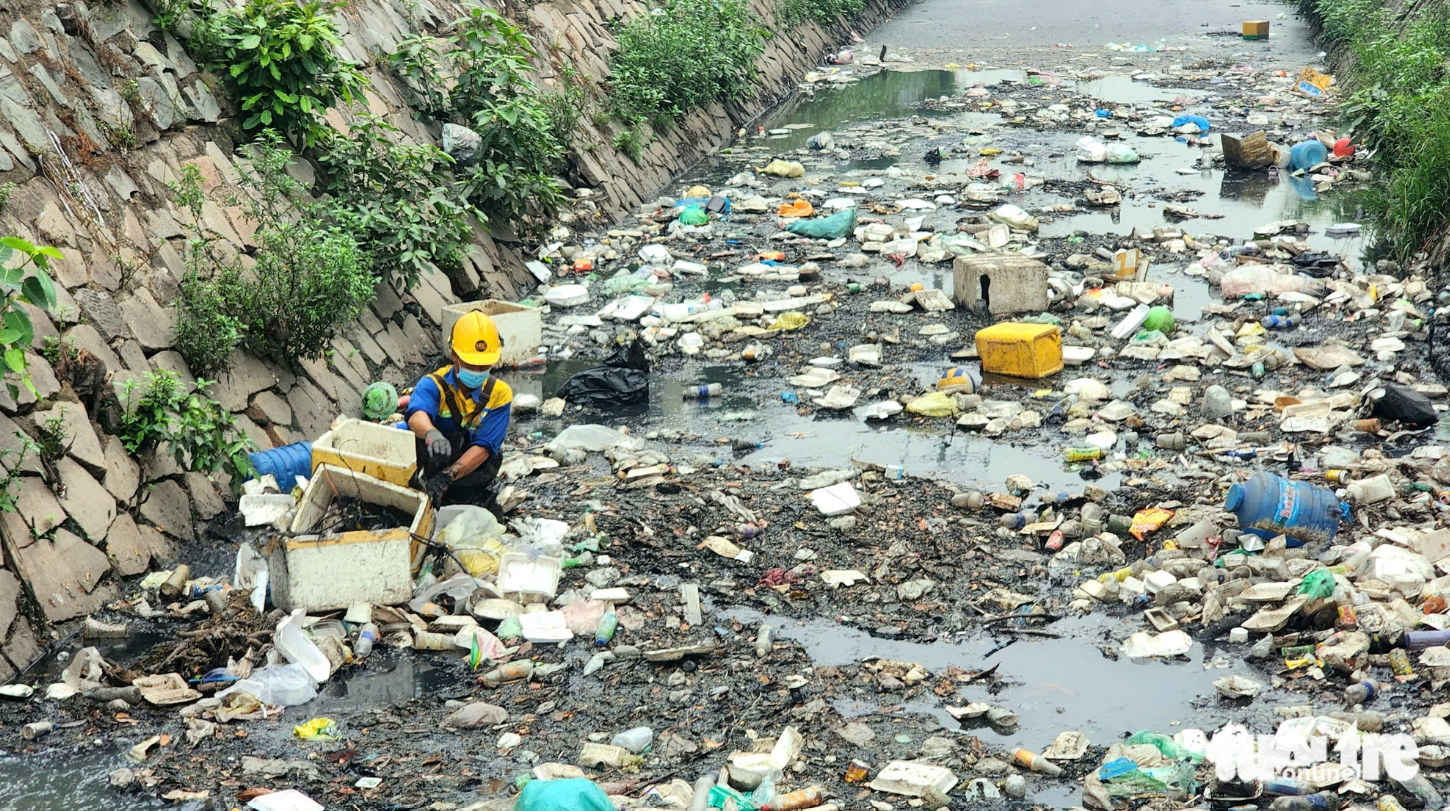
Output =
[
  {"x1": 1290, "y1": 140, "x2": 1328, "y2": 171},
  {"x1": 247, "y1": 441, "x2": 313, "y2": 485},
  {"x1": 1224, "y1": 472, "x2": 1343, "y2": 547}
]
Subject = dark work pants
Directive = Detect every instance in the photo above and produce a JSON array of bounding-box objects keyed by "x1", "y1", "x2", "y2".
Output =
[{"x1": 414, "y1": 432, "x2": 504, "y2": 514}]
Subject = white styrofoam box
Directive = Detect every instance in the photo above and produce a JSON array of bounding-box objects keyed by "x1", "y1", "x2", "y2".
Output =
[
  {"x1": 519, "y1": 610, "x2": 572, "y2": 643},
  {"x1": 271, "y1": 466, "x2": 432, "y2": 612},
  {"x1": 869, "y1": 760, "x2": 959, "y2": 797},
  {"x1": 1143, "y1": 569, "x2": 1178, "y2": 594},
  {"x1": 497, "y1": 552, "x2": 562, "y2": 601},
  {"x1": 440, "y1": 300, "x2": 543, "y2": 366},
  {"x1": 810, "y1": 482, "x2": 861, "y2": 516}
]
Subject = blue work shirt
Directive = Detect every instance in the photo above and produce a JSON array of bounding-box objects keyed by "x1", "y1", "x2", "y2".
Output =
[{"x1": 406, "y1": 366, "x2": 513, "y2": 457}]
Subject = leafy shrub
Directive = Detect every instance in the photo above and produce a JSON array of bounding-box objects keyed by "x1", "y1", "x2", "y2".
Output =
[
  {"x1": 315, "y1": 116, "x2": 477, "y2": 290},
  {"x1": 387, "y1": 8, "x2": 571, "y2": 233},
  {"x1": 207, "y1": 0, "x2": 366, "y2": 147},
  {"x1": 173, "y1": 132, "x2": 375, "y2": 374},
  {"x1": 0, "y1": 236, "x2": 60, "y2": 400},
  {"x1": 776, "y1": 0, "x2": 865, "y2": 30},
  {"x1": 608, "y1": 0, "x2": 767, "y2": 126},
  {"x1": 118, "y1": 369, "x2": 254, "y2": 485}
]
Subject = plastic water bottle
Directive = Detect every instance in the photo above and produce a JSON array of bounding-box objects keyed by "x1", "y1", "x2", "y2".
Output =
[
  {"x1": 1344, "y1": 680, "x2": 1378, "y2": 705},
  {"x1": 1263, "y1": 314, "x2": 1299, "y2": 329},
  {"x1": 1405, "y1": 630, "x2": 1450, "y2": 650},
  {"x1": 1270, "y1": 792, "x2": 1339, "y2": 811},
  {"x1": 595, "y1": 611, "x2": 618, "y2": 647},
  {"x1": 685, "y1": 383, "x2": 722, "y2": 400},
  {"x1": 611, "y1": 726, "x2": 653, "y2": 754},
  {"x1": 355, "y1": 623, "x2": 378, "y2": 659}
]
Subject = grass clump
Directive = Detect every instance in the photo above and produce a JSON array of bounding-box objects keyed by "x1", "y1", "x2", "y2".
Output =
[
  {"x1": 1300, "y1": 0, "x2": 1450, "y2": 257},
  {"x1": 776, "y1": 0, "x2": 865, "y2": 30}
]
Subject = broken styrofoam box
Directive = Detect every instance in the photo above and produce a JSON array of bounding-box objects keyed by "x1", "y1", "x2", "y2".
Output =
[
  {"x1": 518, "y1": 610, "x2": 573, "y2": 643},
  {"x1": 272, "y1": 466, "x2": 433, "y2": 612},
  {"x1": 810, "y1": 482, "x2": 861, "y2": 516},
  {"x1": 870, "y1": 760, "x2": 959, "y2": 797},
  {"x1": 497, "y1": 552, "x2": 562, "y2": 601},
  {"x1": 311, "y1": 419, "x2": 417, "y2": 487},
  {"x1": 239, "y1": 493, "x2": 296, "y2": 527},
  {"x1": 728, "y1": 727, "x2": 804, "y2": 789},
  {"x1": 1063, "y1": 345, "x2": 1096, "y2": 366},
  {"x1": 441, "y1": 299, "x2": 544, "y2": 365}
]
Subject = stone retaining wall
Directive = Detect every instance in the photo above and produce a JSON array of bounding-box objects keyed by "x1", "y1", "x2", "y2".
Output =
[{"x1": 0, "y1": 0, "x2": 893, "y2": 679}]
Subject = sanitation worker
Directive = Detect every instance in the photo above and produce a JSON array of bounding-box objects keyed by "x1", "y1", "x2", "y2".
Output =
[{"x1": 406, "y1": 310, "x2": 512, "y2": 514}]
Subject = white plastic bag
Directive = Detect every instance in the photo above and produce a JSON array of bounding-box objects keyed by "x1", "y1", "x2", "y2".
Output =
[
  {"x1": 218, "y1": 662, "x2": 317, "y2": 707},
  {"x1": 546, "y1": 425, "x2": 642, "y2": 455},
  {"x1": 1075, "y1": 136, "x2": 1107, "y2": 163},
  {"x1": 989, "y1": 204, "x2": 1039, "y2": 232},
  {"x1": 1106, "y1": 144, "x2": 1140, "y2": 164}
]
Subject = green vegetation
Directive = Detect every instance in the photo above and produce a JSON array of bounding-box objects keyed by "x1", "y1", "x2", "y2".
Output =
[
  {"x1": 776, "y1": 0, "x2": 865, "y2": 30},
  {"x1": 387, "y1": 7, "x2": 574, "y2": 235},
  {"x1": 613, "y1": 128, "x2": 645, "y2": 162},
  {"x1": 0, "y1": 434, "x2": 38, "y2": 513},
  {"x1": 117, "y1": 369, "x2": 254, "y2": 486},
  {"x1": 607, "y1": 0, "x2": 767, "y2": 127},
  {"x1": 173, "y1": 133, "x2": 374, "y2": 375},
  {"x1": 0, "y1": 237, "x2": 61, "y2": 402},
  {"x1": 1301, "y1": 0, "x2": 1450, "y2": 257},
  {"x1": 33, "y1": 412, "x2": 68, "y2": 465},
  {"x1": 315, "y1": 116, "x2": 476, "y2": 290},
  {"x1": 203, "y1": 0, "x2": 366, "y2": 147}
]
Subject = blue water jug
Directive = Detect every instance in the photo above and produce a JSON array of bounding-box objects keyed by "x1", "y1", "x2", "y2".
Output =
[
  {"x1": 247, "y1": 441, "x2": 313, "y2": 485},
  {"x1": 1290, "y1": 140, "x2": 1328, "y2": 171},
  {"x1": 1224, "y1": 472, "x2": 1343, "y2": 547}
]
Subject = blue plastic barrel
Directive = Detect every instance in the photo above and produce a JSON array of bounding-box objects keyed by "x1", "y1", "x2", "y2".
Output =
[
  {"x1": 1225, "y1": 472, "x2": 1343, "y2": 547},
  {"x1": 248, "y1": 441, "x2": 313, "y2": 484},
  {"x1": 1290, "y1": 140, "x2": 1329, "y2": 171}
]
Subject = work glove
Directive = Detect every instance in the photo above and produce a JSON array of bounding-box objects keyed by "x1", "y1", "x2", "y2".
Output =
[
  {"x1": 424, "y1": 429, "x2": 451, "y2": 466},
  {"x1": 425, "y1": 474, "x2": 450, "y2": 506}
]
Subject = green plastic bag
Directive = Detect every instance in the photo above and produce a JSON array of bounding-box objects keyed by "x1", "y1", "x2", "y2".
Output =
[
  {"x1": 1142, "y1": 306, "x2": 1175, "y2": 334},
  {"x1": 1296, "y1": 568, "x2": 1335, "y2": 598},
  {"x1": 1124, "y1": 730, "x2": 1201, "y2": 763},
  {"x1": 785, "y1": 208, "x2": 857, "y2": 239},
  {"x1": 517, "y1": 779, "x2": 614, "y2": 811},
  {"x1": 679, "y1": 204, "x2": 709, "y2": 226}
]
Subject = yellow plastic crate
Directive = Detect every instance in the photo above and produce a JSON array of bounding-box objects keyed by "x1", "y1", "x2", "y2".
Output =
[
  {"x1": 975, "y1": 323, "x2": 1063, "y2": 379},
  {"x1": 311, "y1": 419, "x2": 418, "y2": 487}
]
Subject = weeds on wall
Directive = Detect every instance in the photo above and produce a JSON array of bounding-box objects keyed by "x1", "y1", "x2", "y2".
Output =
[
  {"x1": 607, "y1": 0, "x2": 768, "y2": 127},
  {"x1": 387, "y1": 7, "x2": 576, "y2": 238},
  {"x1": 117, "y1": 369, "x2": 254, "y2": 488},
  {"x1": 1300, "y1": 0, "x2": 1450, "y2": 257},
  {"x1": 172, "y1": 133, "x2": 374, "y2": 375},
  {"x1": 0, "y1": 237, "x2": 61, "y2": 402},
  {"x1": 776, "y1": 0, "x2": 865, "y2": 30},
  {"x1": 314, "y1": 116, "x2": 477, "y2": 290},
  {"x1": 198, "y1": 0, "x2": 366, "y2": 147}
]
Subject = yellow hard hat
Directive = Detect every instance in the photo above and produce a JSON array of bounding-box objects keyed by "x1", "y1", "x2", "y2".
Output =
[{"x1": 451, "y1": 310, "x2": 502, "y2": 366}]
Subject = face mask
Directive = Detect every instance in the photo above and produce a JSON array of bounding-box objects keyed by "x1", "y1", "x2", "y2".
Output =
[{"x1": 457, "y1": 367, "x2": 489, "y2": 388}]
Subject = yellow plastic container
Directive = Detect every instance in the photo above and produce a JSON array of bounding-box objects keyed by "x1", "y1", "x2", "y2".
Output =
[
  {"x1": 975, "y1": 323, "x2": 1064, "y2": 379},
  {"x1": 311, "y1": 418, "x2": 418, "y2": 486}
]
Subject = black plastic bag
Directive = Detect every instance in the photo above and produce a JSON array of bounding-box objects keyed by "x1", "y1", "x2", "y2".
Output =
[
  {"x1": 1370, "y1": 383, "x2": 1438, "y2": 427},
  {"x1": 556, "y1": 340, "x2": 650, "y2": 407}
]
